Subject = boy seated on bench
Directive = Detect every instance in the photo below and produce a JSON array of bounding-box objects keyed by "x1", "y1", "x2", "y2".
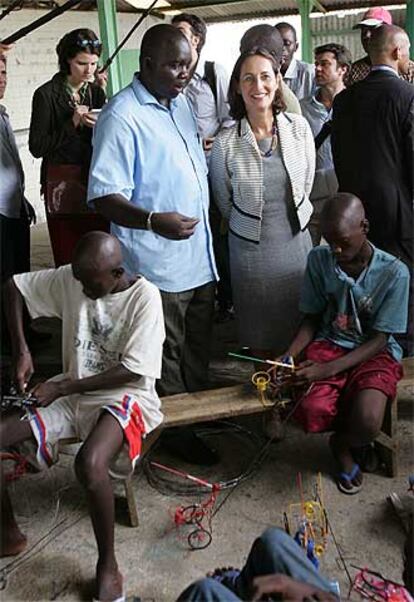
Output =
[
  {"x1": 280, "y1": 193, "x2": 409, "y2": 494},
  {"x1": 1, "y1": 232, "x2": 165, "y2": 602}
]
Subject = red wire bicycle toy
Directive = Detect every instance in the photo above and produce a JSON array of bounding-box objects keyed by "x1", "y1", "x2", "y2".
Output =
[{"x1": 151, "y1": 461, "x2": 220, "y2": 550}]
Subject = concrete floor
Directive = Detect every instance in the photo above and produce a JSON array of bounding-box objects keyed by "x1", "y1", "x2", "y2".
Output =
[{"x1": 1, "y1": 223, "x2": 413, "y2": 601}]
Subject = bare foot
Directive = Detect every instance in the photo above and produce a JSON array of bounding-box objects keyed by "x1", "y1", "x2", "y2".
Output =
[
  {"x1": 0, "y1": 526, "x2": 27, "y2": 557},
  {"x1": 95, "y1": 561, "x2": 123, "y2": 601},
  {"x1": 330, "y1": 433, "x2": 363, "y2": 492}
]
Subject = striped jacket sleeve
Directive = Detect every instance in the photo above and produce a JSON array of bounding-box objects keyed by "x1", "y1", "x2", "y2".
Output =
[
  {"x1": 210, "y1": 133, "x2": 232, "y2": 219},
  {"x1": 303, "y1": 117, "x2": 316, "y2": 198}
]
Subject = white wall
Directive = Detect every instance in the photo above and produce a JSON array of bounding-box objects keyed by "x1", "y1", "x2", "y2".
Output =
[
  {"x1": 204, "y1": 16, "x2": 302, "y2": 76},
  {"x1": 0, "y1": 9, "x2": 159, "y2": 221}
]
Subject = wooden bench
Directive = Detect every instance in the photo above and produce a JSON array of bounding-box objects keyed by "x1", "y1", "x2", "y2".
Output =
[
  {"x1": 63, "y1": 358, "x2": 414, "y2": 527},
  {"x1": 123, "y1": 383, "x2": 264, "y2": 526},
  {"x1": 375, "y1": 356, "x2": 414, "y2": 478}
]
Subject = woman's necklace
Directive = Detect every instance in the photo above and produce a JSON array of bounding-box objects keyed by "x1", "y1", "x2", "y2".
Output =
[
  {"x1": 66, "y1": 81, "x2": 88, "y2": 108},
  {"x1": 257, "y1": 123, "x2": 278, "y2": 158}
]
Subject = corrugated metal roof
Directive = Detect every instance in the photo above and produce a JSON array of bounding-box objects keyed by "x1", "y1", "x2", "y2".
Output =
[
  {"x1": 3, "y1": 0, "x2": 405, "y2": 21},
  {"x1": 159, "y1": 0, "x2": 406, "y2": 23}
]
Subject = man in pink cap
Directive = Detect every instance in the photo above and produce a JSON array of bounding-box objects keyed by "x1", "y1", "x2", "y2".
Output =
[{"x1": 349, "y1": 7, "x2": 414, "y2": 84}]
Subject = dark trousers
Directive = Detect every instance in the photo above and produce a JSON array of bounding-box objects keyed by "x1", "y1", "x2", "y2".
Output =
[
  {"x1": 158, "y1": 282, "x2": 215, "y2": 396},
  {"x1": 46, "y1": 212, "x2": 109, "y2": 267},
  {"x1": 209, "y1": 196, "x2": 232, "y2": 310},
  {"x1": 375, "y1": 237, "x2": 413, "y2": 357},
  {"x1": 1, "y1": 212, "x2": 31, "y2": 352},
  {"x1": 0, "y1": 213, "x2": 30, "y2": 282}
]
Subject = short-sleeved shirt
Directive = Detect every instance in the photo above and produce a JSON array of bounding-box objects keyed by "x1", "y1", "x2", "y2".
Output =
[
  {"x1": 14, "y1": 266, "x2": 166, "y2": 432},
  {"x1": 300, "y1": 245, "x2": 410, "y2": 361},
  {"x1": 283, "y1": 58, "x2": 315, "y2": 100},
  {"x1": 184, "y1": 54, "x2": 233, "y2": 140},
  {"x1": 300, "y1": 94, "x2": 337, "y2": 201},
  {"x1": 87, "y1": 75, "x2": 217, "y2": 293}
]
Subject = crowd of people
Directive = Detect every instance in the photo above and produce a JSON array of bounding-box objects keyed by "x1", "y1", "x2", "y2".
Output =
[{"x1": 0, "y1": 5, "x2": 413, "y2": 601}]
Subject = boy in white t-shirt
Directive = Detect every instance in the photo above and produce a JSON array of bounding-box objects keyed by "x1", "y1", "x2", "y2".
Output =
[{"x1": 1, "y1": 231, "x2": 165, "y2": 602}]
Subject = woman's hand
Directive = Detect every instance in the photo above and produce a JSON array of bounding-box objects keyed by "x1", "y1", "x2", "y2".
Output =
[
  {"x1": 95, "y1": 70, "x2": 108, "y2": 90},
  {"x1": 80, "y1": 110, "x2": 100, "y2": 128},
  {"x1": 72, "y1": 105, "x2": 90, "y2": 128}
]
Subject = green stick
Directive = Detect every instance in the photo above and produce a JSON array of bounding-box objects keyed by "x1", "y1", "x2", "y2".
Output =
[{"x1": 228, "y1": 352, "x2": 295, "y2": 370}]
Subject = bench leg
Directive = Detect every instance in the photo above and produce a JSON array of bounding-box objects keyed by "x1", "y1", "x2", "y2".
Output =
[
  {"x1": 124, "y1": 476, "x2": 139, "y2": 528},
  {"x1": 120, "y1": 427, "x2": 163, "y2": 527},
  {"x1": 375, "y1": 397, "x2": 398, "y2": 478}
]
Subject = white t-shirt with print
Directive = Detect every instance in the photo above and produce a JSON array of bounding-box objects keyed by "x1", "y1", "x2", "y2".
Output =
[{"x1": 14, "y1": 265, "x2": 165, "y2": 433}]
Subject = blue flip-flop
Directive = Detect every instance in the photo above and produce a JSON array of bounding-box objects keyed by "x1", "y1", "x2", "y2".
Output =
[{"x1": 336, "y1": 463, "x2": 363, "y2": 495}]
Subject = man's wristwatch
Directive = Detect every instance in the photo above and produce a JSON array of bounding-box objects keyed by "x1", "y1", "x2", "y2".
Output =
[{"x1": 146, "y1": 211, "x2": 154, "y2": 231}]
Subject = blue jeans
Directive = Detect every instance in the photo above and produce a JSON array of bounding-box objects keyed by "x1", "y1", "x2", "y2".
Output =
[{"x1": 177, "y1": 528, "x2": 337, "y2": 601}]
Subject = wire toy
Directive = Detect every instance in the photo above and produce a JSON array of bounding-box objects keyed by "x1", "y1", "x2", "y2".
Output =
[
  {"x1": 283, "y1": 473, "x2": 329, "y2": 569},
  {"x1": 150, "y1": 461, "x2": 220, "y2": 551},
  {"x1": 228, "y1": 351, "x2": 296, "y2": 408},
  {"x1": 1, "y1": 390, "x2": 38, "y2": 423},
  {"x1": 1, "y1": 392, "x2": 37, "y2": 411},
  {"x1": 350, "y1": 565, "x2": 413, "y2": 601}
]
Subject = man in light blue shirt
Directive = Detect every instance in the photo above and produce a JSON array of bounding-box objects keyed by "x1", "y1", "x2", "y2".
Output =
[
  {"x1": 275, "y1": 22, "x2": 315, "y2": 100},
  {"x1": 300, "y1": 43, "x2": 352, "y2": 245},
  {"x1": 0, "y1": 53, "x2": 36, "y2": 350},
  {"x1": 88, "y1": 25, "x2": 217, "y2": 396}
]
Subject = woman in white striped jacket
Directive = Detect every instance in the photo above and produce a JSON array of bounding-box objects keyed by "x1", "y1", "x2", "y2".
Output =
[{"x1": 210, "y1": 48, "x2": 315, "y2": 362}]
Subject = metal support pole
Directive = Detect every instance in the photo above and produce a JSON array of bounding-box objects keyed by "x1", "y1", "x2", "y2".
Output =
[
  {"x1": 297, "y1": 0, "x2": 313, "y2": 63},
  {"x1": 407, "y1": 0, "x2": 414, "y2": 60},
  {"x1": 97, "y1": 0, "x2": 122, "y2": 97}
]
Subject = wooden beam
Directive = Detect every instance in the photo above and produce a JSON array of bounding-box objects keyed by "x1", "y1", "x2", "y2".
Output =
[
  {"x1": 312, "y1": 0, "x2": 326, "y2": 13},
  {"x1": 97, "y1": 0, "x2": 122, "y2": 97},
  {"x1": 297, "y1": 0, "x2": 312, "y2": 63},
  {"x1": 159, "y1": 0, "x2": 261, "y2": 12}
]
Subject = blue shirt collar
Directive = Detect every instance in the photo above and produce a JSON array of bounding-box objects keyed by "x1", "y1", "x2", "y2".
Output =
[
  {"x1": 332, "y1": 243, "x2": 376, "y2": 286},
  {"x1": 310, "y1": 93, "x2": 332, "y2": 115},
  {"x1": 131, "y1": 74, "x2": 179, "y2": 110}
]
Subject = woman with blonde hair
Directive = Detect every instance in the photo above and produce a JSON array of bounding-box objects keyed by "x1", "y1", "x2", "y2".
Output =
[{"x1": 210, "y1": 48, "x2": 315, "y2": 360}]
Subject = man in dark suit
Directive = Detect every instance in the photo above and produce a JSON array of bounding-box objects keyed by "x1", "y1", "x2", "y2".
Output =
[{"x1": 331, "y1": 24, "x2": 413, "y2": 355}]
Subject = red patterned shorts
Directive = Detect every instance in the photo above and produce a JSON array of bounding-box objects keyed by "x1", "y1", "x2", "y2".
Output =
[{"x1": 293, "y1": 340, "x2": 403, "y2": 433}]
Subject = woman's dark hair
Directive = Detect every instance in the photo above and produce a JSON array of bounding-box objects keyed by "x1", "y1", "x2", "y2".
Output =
[
  {"x1": 56, "y1": 28, "x2": 102, "y2": 75},
  {"x1": 228, "y1": 48, "x2": 286, "y2": 121}
]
